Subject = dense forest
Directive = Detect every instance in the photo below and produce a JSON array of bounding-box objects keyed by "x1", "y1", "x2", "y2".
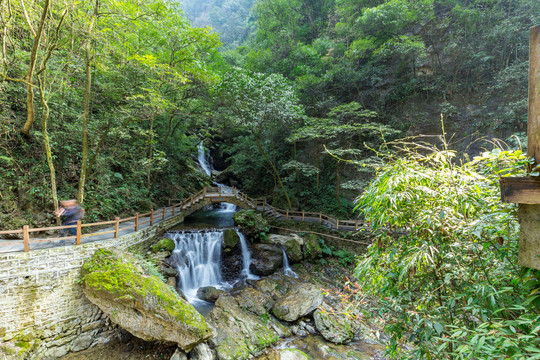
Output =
[{"x1": 1, "y1": 0, "x2": 539, "y2": 358}]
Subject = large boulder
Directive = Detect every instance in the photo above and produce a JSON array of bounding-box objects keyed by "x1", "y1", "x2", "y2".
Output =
[
  {"x1": 81, "y1": 248, "x2": 214, "y2": 351},
  {"x1": 264, "y1": 234, "x2": 303, "y2": 263},
  {"x1": 223, "y1": 229, "x2": 240, "y2": 249},
  {"x1": 314, "y1": 309, "x2": 357, "y2": 344},
  {"x1": 207, "y1": 295, "x2": 290, "y2": 360},
  {"x1": 250, "y1": 244, "x2": 283, "y2": 276},
  {"x1": 234, "y1": 287, "x2": 274, "y2": 316},
  {"x1": 197, "y1": 286, "x2": 227, "y2": 303},
  {"x1": 233, "y1": 210, "x2": 269, "y2": 239},
  {"x1": 272, "y1": 283, "x2": 323, "y2": 322}
]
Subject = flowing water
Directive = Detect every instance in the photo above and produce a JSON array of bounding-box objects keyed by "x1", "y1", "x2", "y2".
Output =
[
  {"x1": 237, "y1": 230, "x2": 259, "y2": 280},
  {"x1": 282, "y1": 248, "x2": 298, "y2": 278}
]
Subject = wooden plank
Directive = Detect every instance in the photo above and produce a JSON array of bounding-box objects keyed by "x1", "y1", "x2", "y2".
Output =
[
  {"x1": 23, "y1": 225, "x2": 30, "y2": 252},
  {"x1": 500, "y1": 177, "x2": 540, "y2": 204},
  {"x1": 529, "y1": 25, "x2": 540, "y2": 167}
]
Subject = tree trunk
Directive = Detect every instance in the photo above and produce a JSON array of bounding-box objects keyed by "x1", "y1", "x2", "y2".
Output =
[
  {"x1": 37, "y1": 76, "x2": 59, "y2": 222},
  {"x1": 77, "y1": 0, "x2": 98, "y2": 204},
  {"x1": 21, "y1": 0, "x2": 50, "y2": 136},
  {"x1": 253, "y1": 132, "x2": 291, "y2": 209}
]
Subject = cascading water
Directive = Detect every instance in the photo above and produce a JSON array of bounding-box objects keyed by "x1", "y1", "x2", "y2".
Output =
[
  {"x1": 197, "y1": 142, "x2": 237, "y2": 213},
  {"x1": 282, "y1": 248, "x2": 298, "y2": 278},
  {"x1": 170, "y1": 230, "x2": 228, "y2": 305},
  {"x1": 236, "y1": 229, "x2": 259, "y2": 280}
]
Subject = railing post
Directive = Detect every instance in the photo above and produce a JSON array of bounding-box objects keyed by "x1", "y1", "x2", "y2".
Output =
[
  {"x1": 262, "y1": 199, "x2": 266, "y2": 211},
  {"x1": 302, "y1": 211, "x2": 305, "y2": 221},
  {"x1": 114, "y1": 217, "x2": 120, "y2": 238},
  {"x1": 168, "y1": 199, "x2": 171, "y2": 207},
  {"x1": 286, "y1": 210, "x2": 289, "y2": 220},
  {"x1": 135, "y1": 213, "x2": 139, "y2": 231},
  {"x1": 172, "y1": 205, "x2": 176, "y2": 216},
  {"x1": 76, "y1": 221, "x2": 82, "y2": 245},
  {"x1": 355, "y1": 220, "x2": 358, "y2": 231},
  {"x1": 150, "y1": 209, "x2": 154, "y2": 226},
  {"x1": 190, "y1": 195, "x2": 193, "y2": 205},
  {"x1": 336, "y1": 220, "x2": 339, "y2": 231},
  {"x1": 319, "y1": 213, "x2": 322, "y2": 223},
  {"x1": 162, "y1": 208, "x2": 166, "y2": 221},
  {"x1": 23, "y1": 225, "x2": 30, "y2": 252}
]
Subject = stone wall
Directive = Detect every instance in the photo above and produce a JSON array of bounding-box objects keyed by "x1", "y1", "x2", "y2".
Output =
[{"x1": 0, "y1": 212, "x2": 185, "y2": 359}]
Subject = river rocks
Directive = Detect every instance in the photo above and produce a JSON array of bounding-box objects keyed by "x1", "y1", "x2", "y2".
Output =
[
  {"x1": 233, "y1": 210, "x2": 269, "y2": 239},
  {"x1": 272, "y1": 283, "x2": 323, "y2": 322},
  {"x1": 81, "y1": 248, "x2": 214, "y2": 351},
  {"x1": 265, "y1": 234, "x2": 303, "y2": 263},
  {"x1": 223, "y1": 229, "x2": 240, "y2": 249},
  {"x1": 190, "y1": 343, "x2": 215, "y2": 360},
  {"x1": 207, "y1": 295, "x2": 290, "y2": 360},
  {"x1": 171, "y1": 348, "x2": 188, "y2": 360},
  {"x1": 250, "y1": 244, "x2": 283, "y2": 276},
  {"x1": 152, "y1": 238, "x2": 176, "y2": 253},
  {"x1": 197, "y1": 286, "x2": 227, "y2": 303},
  {"x1": 314, "y1": 309, "x2": 357, "y2": 344},
  {"x1": 234, "y1": 287, "x2": 274, "y2": 316},
  {"x1": 257, "y1": 348, "x2": 310, "y2": 360}
]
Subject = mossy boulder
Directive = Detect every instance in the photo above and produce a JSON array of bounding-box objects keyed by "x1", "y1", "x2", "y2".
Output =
[
  {"x1": 272, "y1": 283, "x2": 323, "y2": 322},
  {"x1": 233, "y1": 210, "x2": 269, "y2": 239},
  {"x1": 250, "y1": 244, "x2": 283, "y2": 276},
  {"x1": 314, "y1": 308, "x2": 357, "y2": 344},
  {"x1": 265, "y1": 234, "x2": 303, "y2": 263},
  {"x1": 207, "y1": 295, "x2": 290, "y2": 360},
  {"x1": 223, "y1": 229, "x2": 240, "y2": 249},
  {"x1": 151, "y1": 238, "x2": 176, "y2": 253},
  {"x1": 81, "y1": 248, "x2": 214, "y2": 351},
  {"x1": 302, "y1": 234, "x2": 322, "y2": 260}
]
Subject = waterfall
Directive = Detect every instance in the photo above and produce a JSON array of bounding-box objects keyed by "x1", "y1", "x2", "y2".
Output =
[
  {"x1": 282, "y1": 248, "x2": 298, "y2": 278},
  {"x1": 236, "y1": 229, "x2": 259, "y2": 280},
  {"x1": 197, "y1": 143, "x2": 212, "y2": 176},
  {"x1": 170, "y1": 230, "x2": 225, "y2": 303},
  {"x1": 197, "y1": 142, "x2": 237, "y2": 212}
]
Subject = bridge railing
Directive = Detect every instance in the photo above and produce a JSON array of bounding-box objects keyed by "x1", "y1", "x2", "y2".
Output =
[{"x1": 0, "y1": 186, "x2": 363, "y2": 253}]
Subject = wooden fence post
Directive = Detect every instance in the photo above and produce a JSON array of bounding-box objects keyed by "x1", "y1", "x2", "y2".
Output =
[
  {"x1": 319, "y1": 213, "x2": 322, "y2": 223},
  {"x1": 355, "y1": 220, "x2": 358, "y2": 231},
  {"x1": 114, "y1": 217, "x2": 120, "y2": 238},
  {"x1": 135, "y1": 213, "x2": 139, "y2": 231},
  {"x1": 262, "y1": 199, "x2": 266, "y2": 211},
  {"x1": 150, "y1": 209, "x2": 154, "y2": 226},
  {"x1": 190, "y1": 195, "x2": 193, "y2": 205},
  {"x1": 172, "y1": 205, "x2": 176, "y2": 216},
  {"x1": 336, "y1": 220, "x2": 339, "y2": 230},
  {"x1": 23, "y1": 225, "x2": 30, "y2": 252},
  {"x1": 168, "y1": 199, "x2": 171, "y2": 207},
  {"x1": 162, "y1": 208, "x2": 166, "y2": 221},
  {"x1": 76, "y1": 221, "x2": 82, "y2": 245},
  {"x1": 302, "y1": 211, "x2": 305, "y2": 221},
  {"x1": 286, "y1": 210, "x2": 289, "y2": 220}
]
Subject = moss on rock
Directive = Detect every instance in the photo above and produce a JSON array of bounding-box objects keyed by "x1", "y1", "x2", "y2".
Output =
[
  {"x1": 151, "y1": 238, "x2": 176, "y2": 253},
  {"x1": 81, "y1": 248, "x2": 213, "y2": 351},
  {"x1": 223, "y1": 229, "x2": 239, "y2": 249},
  {"x1": 233, "y1": 210, "x2": 269, "y2": 240},
  {"x1": 302, "y1": 234, "x2": 322, "y2": 259}
]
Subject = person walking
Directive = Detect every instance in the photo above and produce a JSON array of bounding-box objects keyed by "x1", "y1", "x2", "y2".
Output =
[{"x1": 54, "y1": 200, "x2": 85, "y2": 236}]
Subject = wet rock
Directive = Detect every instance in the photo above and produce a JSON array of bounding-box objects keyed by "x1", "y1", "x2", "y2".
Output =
[
  {"x1": 265, "y1": 234, "x2": 303, "y2": 263},
  {"x1": 207, "y1": 295, "x2": 290, "y2": 360},
  {"x1": 189, "y1": 343, "x2": 215, "y2": 360},
  {"x1": 197, "y1": 286, "x2": 227, "y2": 303},
  {"x1": 223, "y1": 229, "x2": 240, "y2": 249},
  {"x1": 161, "y1": 264, "x2": 178, "y2": 278},
  {"x1": 234, "y1": 287, "x2": 274, "y2": 316},
  {"x1": 81, "y1": 248, "x2": 214, "y2": 352},
  {"x1": 258, "y1": 348, "x2": 310, "y2": 360},
  {"x1": 171, "y1": 348, "x2": 188, "y2": 360},
  {"x1": 252, "y1": 277, "x2": 293, "y2": 300},
  {"x1": 221, "y1": 252, "x2": 242, "y2": 281},
  {"x1": 272, "y1": 283, "x2": 323, "y2": 322},
  {"x1": 250, "y1": 244, "x2": 283, "y2": 276},
  {"x1": 152, "y1": 238, "x2": 176, "y2": 253},
  {"x1": 314, "y1": 309, "x2": 357, "y2": 344}
]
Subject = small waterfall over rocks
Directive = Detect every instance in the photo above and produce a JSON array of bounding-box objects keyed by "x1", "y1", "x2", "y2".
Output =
[
  {"x1": 282, "y1": 248, "x2": 298, "y2": 278},
  {"x1": 237, "y1": 229, "x2": 259, "y2": 280}
]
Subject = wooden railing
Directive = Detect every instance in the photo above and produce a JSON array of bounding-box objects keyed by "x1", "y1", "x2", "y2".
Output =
[{"x1": 0, "y1": 186, "x2": 363, "y2": 253}]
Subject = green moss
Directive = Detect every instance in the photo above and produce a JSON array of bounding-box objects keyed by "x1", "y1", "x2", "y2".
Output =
[
  {"x1": 151, "y1": 238, "x2": 176, "y2": 253},
  {"x1": 233, "y1": 210, "x2": 269, "y2": 240},
  {"x1": 303, "y1": 233, "x2": 322, "y2": 259},
  {"x1": 81, "y1": 248, "x2": 211, "y2": 338}
]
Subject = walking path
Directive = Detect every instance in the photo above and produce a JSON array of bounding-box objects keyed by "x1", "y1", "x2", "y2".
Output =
[{"x1": 0, "y1": 187, "x2": 364, "y2": 253}]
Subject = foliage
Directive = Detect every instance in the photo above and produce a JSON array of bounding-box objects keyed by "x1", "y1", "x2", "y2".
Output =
[{"x1": 353, "y1": 137, "x2": 540, "y2": 359}]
